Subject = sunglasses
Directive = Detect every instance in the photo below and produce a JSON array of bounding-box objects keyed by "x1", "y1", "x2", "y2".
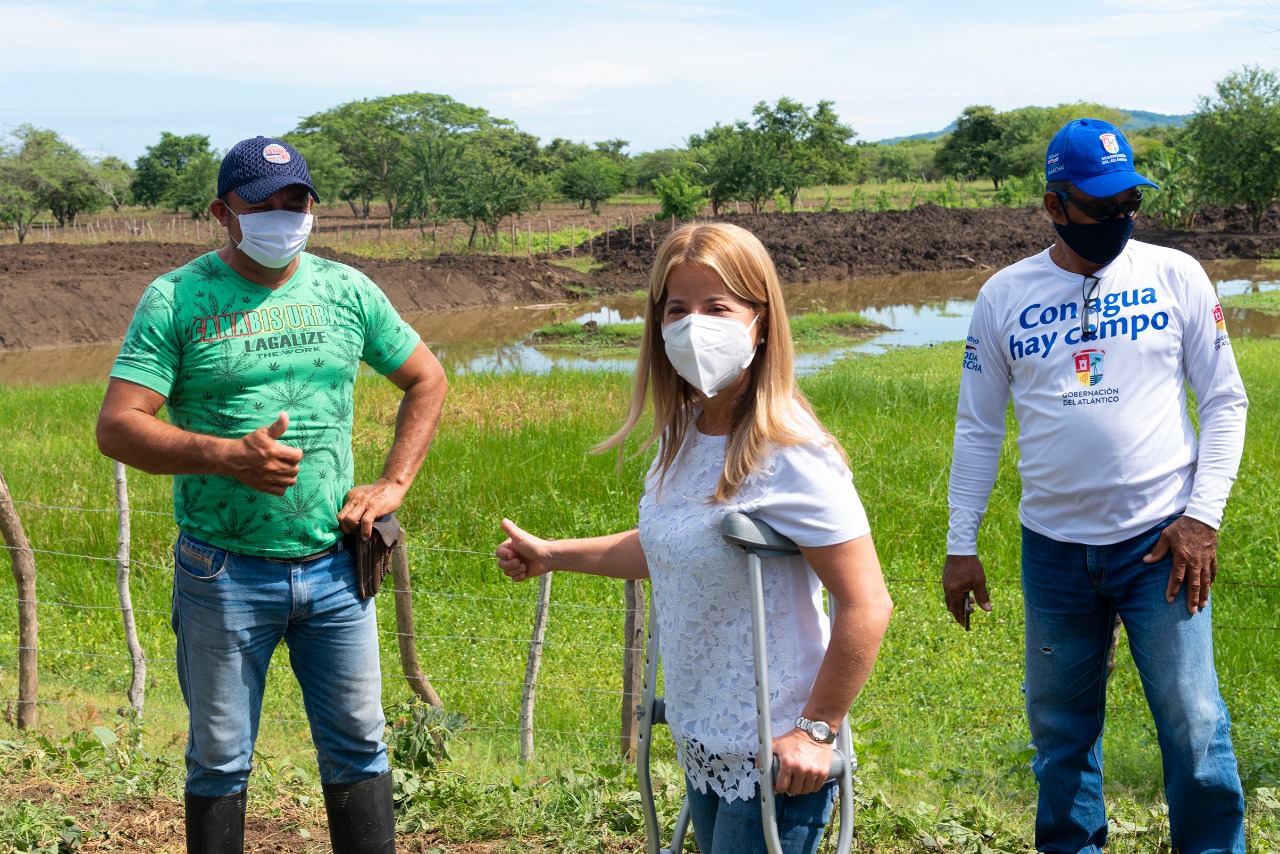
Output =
[
  {"x1": 1054, "y1": 189, "x2": 1143, "y2": 222},
  {"x1": 1081, "y1": 274, "x2": 1100, "y2": 340}
]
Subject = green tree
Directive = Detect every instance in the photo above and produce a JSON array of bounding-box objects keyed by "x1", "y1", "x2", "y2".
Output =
[
  {"x1": 870, "y1": 143, "x2": 917, "y2": 183},
  {"x1": 1186, "y1": 65, "x2": 1280, "y2": 232},
  {"x1": 631, "y1": 148, "x2": 692, "y2": 192},
  {"x1": 691, "y1": 123, "x2": 786, "y2": 215},
  {"x1": 167, "y1": 149, "x2": 221, "y2": 220},
  {"x1": 298, "y1": 93, "x2": 511, "y2": 224},
  {"x1": 40, "y1": 136, "x2": 106, "y2": 226},
  {"x1": 557, "y1": 154, "x2": 625, "y2": 213},
  {"x1": 652, "y1": 170, "x2": 708, "y2": 219},
  {"x1": 934, "y1": 105, "x2": 1004, "y2": 189},
  {"x1": 438, "y1": 147, "x2": 542, "y2": 248},
  {"x1": 282, "y1": 131, "x2": 362, "y2": 215},
  {"x1": 131, "y1": 132, "x2": 214, "y2": 209},
  {"x1": 1142, "y1": 143, "x2": 1198, "y2": 229},
  {"x1": 0, "y1": 125, "x2": 104, "y2": 241},
  {"x1": 91, "y1": 155, "x2": 134, "y2": 213}
]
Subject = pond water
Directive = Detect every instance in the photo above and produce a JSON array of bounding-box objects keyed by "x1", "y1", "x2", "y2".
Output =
[{"x1": 2, "y1": 261, "x2": 1278, "y2": 387}]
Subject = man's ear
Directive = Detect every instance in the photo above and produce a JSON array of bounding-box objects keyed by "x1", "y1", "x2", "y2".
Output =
[
  {"x1": 1043, "y1": 191, "x2": 1068, "y2": 226},
  {"x1": 210, "y1": 198, "x2": 231, "y2": 227}
]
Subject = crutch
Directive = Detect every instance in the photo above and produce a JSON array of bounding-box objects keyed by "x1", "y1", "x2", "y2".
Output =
[{"x1": 636, "y1": 512, "x2": 856, "y2": 854}]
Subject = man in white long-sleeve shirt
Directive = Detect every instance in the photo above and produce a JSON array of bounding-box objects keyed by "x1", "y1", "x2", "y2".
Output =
[{"x1": 941, "y1": 118, "x2": 1248, "y2": 854}]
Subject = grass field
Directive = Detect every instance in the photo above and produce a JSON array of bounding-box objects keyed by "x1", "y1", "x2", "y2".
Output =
[{"x1": 0, "y1": 338, "x2": 1278, "y2": 851}]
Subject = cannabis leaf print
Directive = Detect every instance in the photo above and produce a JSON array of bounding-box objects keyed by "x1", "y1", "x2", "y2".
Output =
[{"x1": 189, "y1": 254, "x2": 228, "y2": 286}]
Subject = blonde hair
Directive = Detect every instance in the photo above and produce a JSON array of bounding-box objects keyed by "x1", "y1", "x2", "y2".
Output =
[{"x1": 596, "y1": 221, "x2": 846, "y2": 501}]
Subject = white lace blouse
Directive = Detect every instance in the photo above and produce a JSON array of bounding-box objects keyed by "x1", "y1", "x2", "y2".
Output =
[{"x1": 637, "y1": 414, "x2": 870, "y2": 802}]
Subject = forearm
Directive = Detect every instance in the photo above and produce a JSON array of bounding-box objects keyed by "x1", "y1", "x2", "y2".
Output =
[
  {"x1": 377, "y1": 366, "x2": 448, "y2": 494},
  {"x1": 801, "y1": 601, "x2": 892, "y2": 725},
  {"x1": 97, "y1": 407, "x2": 237, "y2": 477},
  {"x1": 547, "y1": 529, "x2": 649, "y2": 579}
]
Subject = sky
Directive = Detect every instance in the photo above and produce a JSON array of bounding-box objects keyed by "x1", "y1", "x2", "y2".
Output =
[{"x1": 3, "y1": 0, "x2": 1280, "y2": 163}]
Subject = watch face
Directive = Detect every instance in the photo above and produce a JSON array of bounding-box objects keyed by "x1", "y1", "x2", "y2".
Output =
[{"x1": 811, "y1": 721, "x2": 832, "y2": 741}]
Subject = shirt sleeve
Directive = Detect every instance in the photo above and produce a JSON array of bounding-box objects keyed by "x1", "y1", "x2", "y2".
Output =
[
  {"x1": 947, "y1": 290, "x2": 1011, "y2": 554},
  {"x1": 108, "y1": 279, "x2": 182, "y2": 398},
  {"x1": 750, "y1": 439, "x2": 871, "y2": 548},
  {"x1": 355, "y1": 272, "x2": 421, "y2": 375},
  {"x1": 1178, "y1": 261, "x2": 1248, "y2": 529}
]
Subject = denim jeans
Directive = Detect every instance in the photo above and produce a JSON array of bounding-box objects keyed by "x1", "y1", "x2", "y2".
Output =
[
  {"x1": 684, "y1": 776, "x2": 836, "y2": 854},
  {"x1": 172, "y1": 531, "x2": 388, "y2": 798},
  {"x1": 1021, "y1": 519, "x2": 1245, "y2": 854}
]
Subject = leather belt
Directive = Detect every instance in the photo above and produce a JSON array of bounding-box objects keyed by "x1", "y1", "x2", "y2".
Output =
[{"x1": 262, "y1": 540, "x2": 345, "y2": 563}]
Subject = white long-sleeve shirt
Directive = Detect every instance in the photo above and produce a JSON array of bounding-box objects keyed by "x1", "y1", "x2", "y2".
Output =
[{"x1": 947, "y1": 240, "x2": 1248, "y2": 553}]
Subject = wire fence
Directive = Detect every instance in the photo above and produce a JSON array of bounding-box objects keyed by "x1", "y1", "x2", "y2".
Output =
[{"x1": 3, "y1": 487, "x2": 1280, "y2": 782}]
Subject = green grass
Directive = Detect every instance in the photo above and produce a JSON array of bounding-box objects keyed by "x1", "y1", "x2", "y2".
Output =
[
  {"x1": 528, "y1": 311, "x2": 883, "y2": 358},
  {"x1": 1222, "y1": 288, "x2": 1280, "y2": 315},
  {"x1": 1, "y1": 339, "x2": 1279, "y2": 850}
]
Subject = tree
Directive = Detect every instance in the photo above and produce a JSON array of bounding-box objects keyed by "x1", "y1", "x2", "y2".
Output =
[
  {"x1": 870, "y1": 143, "x2": 917, "y2": 183},
  {"x1": 690, "y1": 97, "x2": 859, "y2": 212},
  {"x1": 91, "y1": 156, "x2": 134, "y2": 213},
  {"x1": 1186, "y1": 65, "x2": 1280, "y2": 232},
  {"x1": 0, "y1": 125, "x2": 103, "y2": 241},
  {"x1": 631, "y1": 148, "x2": 692, "y2": 192},
  {"x1": 438, "y1": 148, "x2": 542, "y2": 248},
  {"x1": 40, "y1": 135, "x2": 106, "y2": 226},
  {"x1": 167, "y1": 149, "x2": 221, "y2": 220},
  {"x1": 131, "y1": 132, "x2": 214, "y2": 209},
  {"x1": 652, "y1": 170, "x2": 707, "y2": 219},
  {"x1": 283, "y1": 131, "x2": 362, "y2": 216},
  {"x1": 934, "y1": 105, "x2": 1004, "y2": 189},
  {"x1": 557, "y1": 154, "x2": 625, "y2": 214},
  {"x1": 297, "y1": 93, "x2": 512, "y2": 224}
]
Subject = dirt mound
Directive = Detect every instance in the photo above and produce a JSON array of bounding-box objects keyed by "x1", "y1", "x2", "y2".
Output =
[
  {"x1": 3, "y1": 205, "x2": 1279, "y2": 352},
  {"x1": 575, "y1": 203, "x2": 1280, "y2": 292}
]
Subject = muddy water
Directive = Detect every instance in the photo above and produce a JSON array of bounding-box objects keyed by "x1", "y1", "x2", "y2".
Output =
[{"x1": 3, "y1": 262, "x2": 1278, "y2": 387}]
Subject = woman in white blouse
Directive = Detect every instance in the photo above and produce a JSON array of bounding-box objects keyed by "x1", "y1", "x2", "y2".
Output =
[{"x1": 497, "y1": 222, "x2": 892, "y2": 854}]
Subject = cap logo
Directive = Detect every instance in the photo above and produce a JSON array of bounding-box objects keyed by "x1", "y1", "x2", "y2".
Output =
[
  {"x1": 262, "y1": 143, "x2": 291, "y2": 164},
  {"x1": 1099, "y1": 134, "x2": 1120, "y2": 155}
]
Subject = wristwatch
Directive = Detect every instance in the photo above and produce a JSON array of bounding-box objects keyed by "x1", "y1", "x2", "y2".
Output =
[{"x1": 794, "y1": 715, "x2": 836, "y2": 744}]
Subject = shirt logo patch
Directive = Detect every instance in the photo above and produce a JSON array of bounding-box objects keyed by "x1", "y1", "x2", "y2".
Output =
[
  {"x1": 1213, "y1": 303, "x2": 1226, "y2": 331},
  {"x1": 1099, "y1": 133, "x2": 1119, "y2": 155},
  {"x1": 1074, "y1": 348, "x2": 1105, "y2": 387},
  {"x1": 262, "y1": 143, "x2": 291, "y2": 164}
]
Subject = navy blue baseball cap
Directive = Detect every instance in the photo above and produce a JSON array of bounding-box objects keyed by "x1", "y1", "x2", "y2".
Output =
[
  {"x1": 217, "y1": 136, "x2": 319, "y2": 203},
  {"x1": 1044, "y1": 118, "x2": 1158, "y2": 198}
]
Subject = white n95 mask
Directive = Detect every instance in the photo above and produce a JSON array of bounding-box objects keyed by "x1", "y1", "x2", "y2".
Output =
[
  {"x1": 662, "y1": 314, "x2": 758, "y2": 397},
  {"x1": 226, "y1": 207, "x2": 313, "y2": 269}
]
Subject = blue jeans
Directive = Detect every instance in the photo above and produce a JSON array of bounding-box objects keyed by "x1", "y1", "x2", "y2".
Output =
[
  {"x1": 684, "y1": 776, "x2": 836, "y2": 854},
  {"x1": 1021, "y1": 519, "x2": 1244, "y2": 854},
  {"x1": 172, "y1": 532, "x2": 388, "y2": 798}
]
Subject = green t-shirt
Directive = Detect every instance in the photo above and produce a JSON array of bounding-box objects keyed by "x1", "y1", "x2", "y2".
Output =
[{"x1": 110, "y1": 251, "x2": 420, "y2": 558}]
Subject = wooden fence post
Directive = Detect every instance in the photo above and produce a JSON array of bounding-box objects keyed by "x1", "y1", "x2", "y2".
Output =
[
  {"x1": 114, "y1": 462, "x2": 146, "y2": 712},
  {"x1": 0, "y1": 465, "x2": 38, "y2": 729},
  {"x1": 391, "y1": 542, "x2": 443, "y2": 707},
  {"x1": 519, "y1": 574, "x2": 553, "y2": 763},
  {"x1": 620, "y1": 579, "x2": 646, "y2": 759}
]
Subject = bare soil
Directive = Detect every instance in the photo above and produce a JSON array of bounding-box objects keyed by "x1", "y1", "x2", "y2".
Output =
[{"x1": 2, "y1": 203, "x2": 1279, "y2": 352}]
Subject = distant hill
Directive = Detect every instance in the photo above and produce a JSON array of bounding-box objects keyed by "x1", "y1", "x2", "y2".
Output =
[{"x1": 875, "y1": 108, "x2": 1191, "y2": 145}]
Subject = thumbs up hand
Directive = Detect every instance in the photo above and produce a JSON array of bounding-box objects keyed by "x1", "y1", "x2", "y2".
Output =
[{"x1": 233, "y1": 412, "x2": 304, "y2": 495}]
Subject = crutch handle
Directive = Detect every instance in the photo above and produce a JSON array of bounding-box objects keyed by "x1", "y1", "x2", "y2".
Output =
[
  {"x1": 768, "y1": 747, "x2": 856, "y2": 785},
  {"x1": 720, "y1": 513, "x2": 801, "y2": 557}
]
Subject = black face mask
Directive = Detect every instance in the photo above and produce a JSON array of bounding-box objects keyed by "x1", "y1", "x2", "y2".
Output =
[{"x1": 1053, "y1": 215, "x2": 1135, "y2": 266}]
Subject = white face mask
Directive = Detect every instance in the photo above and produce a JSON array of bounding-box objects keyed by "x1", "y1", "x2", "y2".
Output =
[
  {"x1": 225, "y1": 206, "x2": 313, "y2": 269},
  {"x1": 662, "y1": 313, "x2": 759, "y2": 397}
]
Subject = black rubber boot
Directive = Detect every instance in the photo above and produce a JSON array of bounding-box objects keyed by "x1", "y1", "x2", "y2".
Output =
[
  {"x1": 323, "y1": 771, "x2": 396, "y2": 854},
  {"x1": 184, "y1": 789, "x2": 246, "y2": 854}
]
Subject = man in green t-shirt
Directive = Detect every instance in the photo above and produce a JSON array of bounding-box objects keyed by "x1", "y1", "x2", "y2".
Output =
[{"x1": 97, "y1": 136, "x2": 448, "y2": 854}]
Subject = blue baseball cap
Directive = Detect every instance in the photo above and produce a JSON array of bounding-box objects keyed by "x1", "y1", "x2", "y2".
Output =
[
  {"x1": 217, "y1": 136, "x2": 319, "y2": 203},
  {"x1": 1044, "y1": 118, "x2": 1158, "y2": 198}
]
